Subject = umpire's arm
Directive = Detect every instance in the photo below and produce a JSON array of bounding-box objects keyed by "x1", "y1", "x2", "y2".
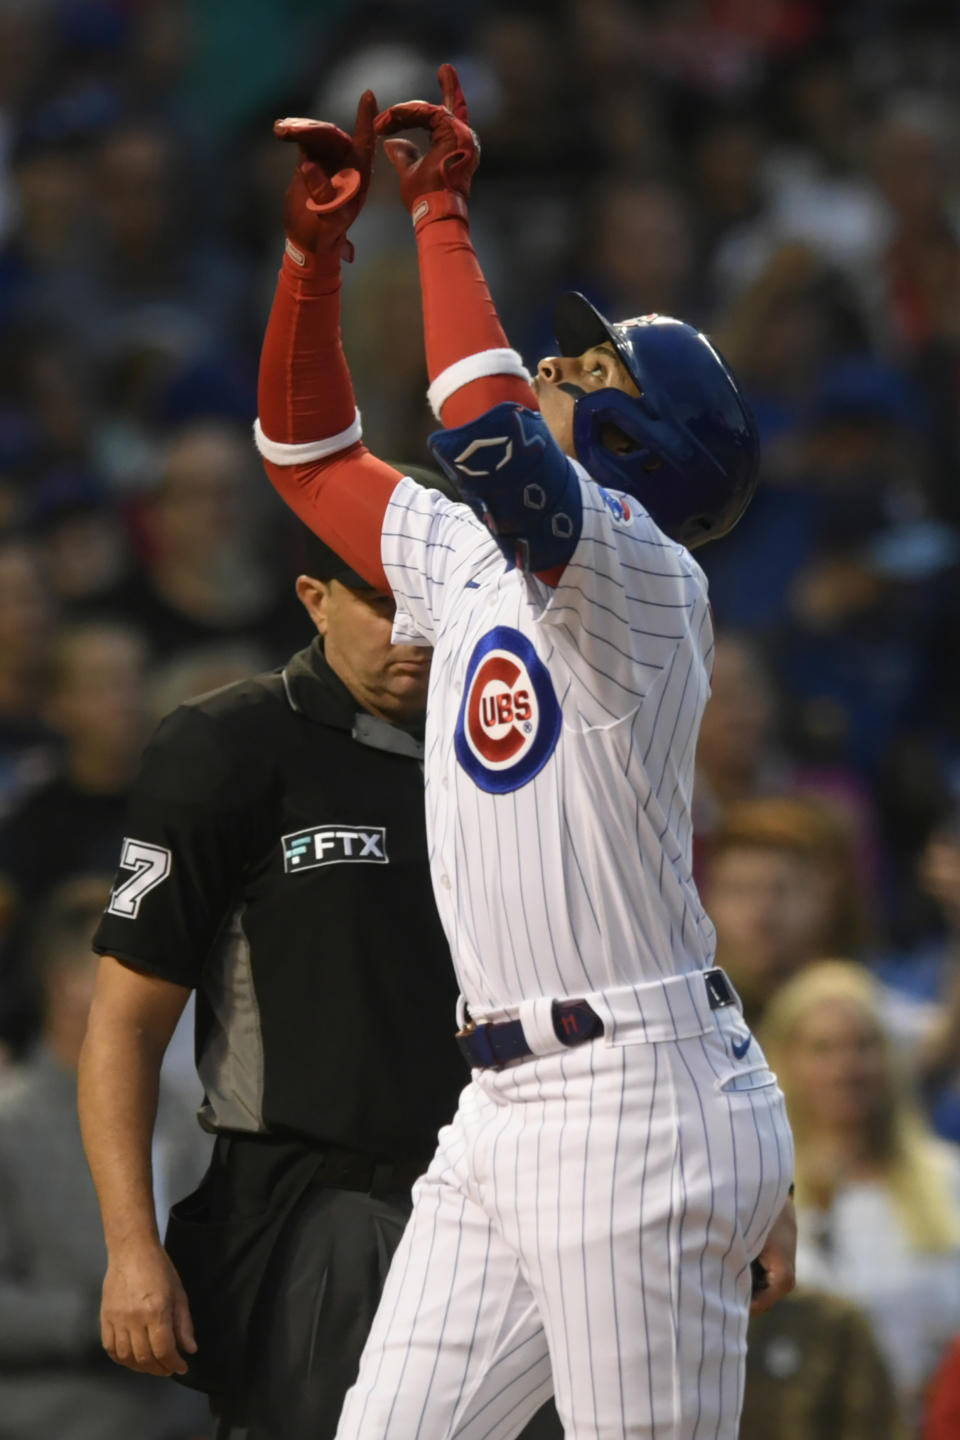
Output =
[
  {"x1": 78, "y1": 702, "x2": 255, "y2": 1377},
  {"x1": 78, "y1": 961, "x2": 195, "y2": 1377}
]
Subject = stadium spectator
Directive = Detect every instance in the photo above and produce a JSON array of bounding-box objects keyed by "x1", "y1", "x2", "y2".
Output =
[
  {"x1": 29, "y1": 468, "x2": 131, "y2": 609},
  {"x1": 0, "y1": 536, "x2": 57, "y2": 820},
  {"x1": 761, "y1": 960, "x2": 960, "y2": 1423},
  {"x1": 741, "y1": 1288, "x2": 906, "y2": 1440},
  {"x1": 693, "y1": 631, "x2": 877, "y2": 875},
  {"x1": 702, "y1": 794, "x2": 868, "y2": 1026},
  {"x1": 693, "y1": 632, "x2": 783, "y2": 846},
  {"x1": 98, "y1": 421, "x2": 308, "y2": 665},
  {"x1": 0, "y1": 619, "x2": 148, "y2": 910},
  {"x1": 874, "y1": 822, "x2": 960, "y2": 1143},
  {"x1": 0, "y1": 873, "x2": 208, "y2": 1440},
  {"x1": 80, "y1": 121, "x2": 250, "y2": 362},
  {"x1": 924, "y1": 1335, "x2": 960, "y2": 1440},
  {"x1": 873, "y1": 95, "x2": 960, "y2": 360},
  {"x1": 0, "y1": 619, "x2": 147, "y2": 1053}
]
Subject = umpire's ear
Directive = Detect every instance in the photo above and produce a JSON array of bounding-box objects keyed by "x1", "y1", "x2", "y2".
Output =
[{"x1": 296, "y1": 574, "x2": 332, "y2": 635}]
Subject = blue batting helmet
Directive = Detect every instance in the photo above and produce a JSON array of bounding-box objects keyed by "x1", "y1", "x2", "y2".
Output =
[{"x1": 552, "y1": 292, "x2": 760, "y2": 548}]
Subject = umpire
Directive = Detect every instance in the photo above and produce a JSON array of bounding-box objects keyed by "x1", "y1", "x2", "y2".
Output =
[{"x1": 79, "y1": 475, "x2": 561, "y2": 1440}]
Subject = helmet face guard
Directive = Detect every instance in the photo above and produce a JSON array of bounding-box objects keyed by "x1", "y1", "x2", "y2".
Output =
[{"x1": 553, "y1": 292, "x2": 760, "y2": 548}]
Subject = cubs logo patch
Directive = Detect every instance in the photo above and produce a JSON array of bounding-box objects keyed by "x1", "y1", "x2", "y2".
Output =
[
  {"x1": 455, "y1": 627, "x2": 561, "y2": 794},
  {"x1": 598, "y1": 487, "x2": 631, "y2": 523}
]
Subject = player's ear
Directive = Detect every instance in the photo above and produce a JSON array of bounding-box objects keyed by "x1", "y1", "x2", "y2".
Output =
[{"x1": 296, "y1": 574, "x2": 332, "y2": 635}]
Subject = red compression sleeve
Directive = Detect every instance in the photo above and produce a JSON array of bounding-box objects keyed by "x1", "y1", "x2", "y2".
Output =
[
  {"x1": 416, "y1": 214, "x2": 539, "y2": 426},
  {"x1": 258, "y1": 249, "x2": 356, "y2": 445},
  {"x1": 416, "y1": 214, "x2": 572, "y2": 587},
  {"x1": 257, "y1": 250, "x2": 399, "y2": 590},
  {"x1": 260, "y1": 447, "x2": 398, "y2": 592}
]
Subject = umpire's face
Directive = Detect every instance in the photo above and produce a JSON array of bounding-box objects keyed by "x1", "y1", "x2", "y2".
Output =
[{"x1": 297, "y1": 575, "x2": 432, "y2": 722}]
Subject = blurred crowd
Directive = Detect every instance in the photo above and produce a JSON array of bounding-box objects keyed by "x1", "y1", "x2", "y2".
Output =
[{"x1": 0, "y1": 0, "x2": 959, "y2": 1436}]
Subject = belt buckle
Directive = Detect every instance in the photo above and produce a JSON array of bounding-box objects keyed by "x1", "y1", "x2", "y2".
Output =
[{"x1": 456, "y1": 1020, "x2": 499, "y2": 1069}]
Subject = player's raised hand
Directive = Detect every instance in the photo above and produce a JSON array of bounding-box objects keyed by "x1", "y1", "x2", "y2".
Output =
[
  {"x1": 375, "y1": 64, "x2": 479, "y2": 219},
  {"x1": 274, "y1": 90, "x2": 377, "y2": 263}
]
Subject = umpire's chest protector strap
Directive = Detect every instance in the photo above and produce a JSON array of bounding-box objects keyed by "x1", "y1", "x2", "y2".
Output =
[{"x1": 429, "y1": 402, "x2": 583, "y2": 573}]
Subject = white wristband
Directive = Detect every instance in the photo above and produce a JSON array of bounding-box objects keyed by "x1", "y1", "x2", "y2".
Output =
[
  {"x1": 426, "y1": 349, "x2": 532, "y2": 421},
  {"x1": 253, "y1": 410, "x2": 362, "y2": 464}
]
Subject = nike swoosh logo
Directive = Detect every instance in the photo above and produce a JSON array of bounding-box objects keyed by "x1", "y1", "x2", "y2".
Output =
[
  {"x1": 465, "y1": 579, "x2": 481, "y2": 589},
  {"x1": 731, "y1": 1032, "x2": 752, "y2": 1060}
]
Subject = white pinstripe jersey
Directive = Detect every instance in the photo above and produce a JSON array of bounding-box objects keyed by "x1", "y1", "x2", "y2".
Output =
[{"x1": 382, "y1": 465, "x2": 717, "y2": 1019}]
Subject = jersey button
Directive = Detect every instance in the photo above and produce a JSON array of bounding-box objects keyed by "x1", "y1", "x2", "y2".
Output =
[{"x1": 440, "y1": 874, "x2": 451, "y2": 889}]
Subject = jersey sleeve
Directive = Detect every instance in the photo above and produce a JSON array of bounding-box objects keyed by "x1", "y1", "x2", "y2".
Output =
[
  {"x1": 534, "y1": 473, "x2": 714, "y2": 717},
  {"x1": 381, "y1": 476, "x2": 494, "y2": 646},
  {"x1": 92, "y1": 706, "x2": 263, "y2": 987}
]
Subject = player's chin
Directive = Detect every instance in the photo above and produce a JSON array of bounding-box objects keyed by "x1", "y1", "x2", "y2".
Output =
[{"x1": 537, "y1": 385, "x2": 575, "y2": 458}]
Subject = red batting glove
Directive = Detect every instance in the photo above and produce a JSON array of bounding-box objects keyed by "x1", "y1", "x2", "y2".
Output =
[
  {"x1": 375, "y1": 64, "x2": 479, "y2": 232},
  {"x1": 274, "y1": 90, "x2": 377, "y2": 266}
]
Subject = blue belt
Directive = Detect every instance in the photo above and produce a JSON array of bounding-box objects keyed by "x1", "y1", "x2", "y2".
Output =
[{"x1": 456, "y1": 968, "x2": 737, "y2": 1070}]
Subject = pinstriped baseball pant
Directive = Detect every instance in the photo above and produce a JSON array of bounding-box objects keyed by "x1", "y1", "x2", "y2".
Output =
[{"x1": 335, "y1": 1014, "x2": 793, "y2": 1440}]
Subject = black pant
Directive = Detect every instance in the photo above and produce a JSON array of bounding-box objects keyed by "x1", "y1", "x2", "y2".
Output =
[{"x1": 165, "y1": 1133, "x2": 562, "y2": 1440}]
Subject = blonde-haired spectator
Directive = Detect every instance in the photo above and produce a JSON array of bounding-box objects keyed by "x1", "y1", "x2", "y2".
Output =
[{"x1": 761, "y1": 960, "x2": 960, "y2": 1423}]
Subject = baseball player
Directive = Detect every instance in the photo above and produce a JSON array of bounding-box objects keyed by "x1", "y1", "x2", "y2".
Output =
[{"x1": 254, "y1": 69, "x2": 797, "y2": 1440}]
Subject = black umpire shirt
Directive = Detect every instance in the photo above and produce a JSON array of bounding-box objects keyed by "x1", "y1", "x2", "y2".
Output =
[{"x1": 92, "y1": 639, "x2": 466, "y2": 1165}]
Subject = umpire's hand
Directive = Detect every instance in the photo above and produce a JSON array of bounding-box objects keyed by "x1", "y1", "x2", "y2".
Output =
[{"x1": 101, "y1": 1241, "x2": 197, "y2": 1377}]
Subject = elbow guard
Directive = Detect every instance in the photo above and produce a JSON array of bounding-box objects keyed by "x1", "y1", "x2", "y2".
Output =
[{"x1": 428, "y1": 403, "x2": 582, "y2": 572}]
